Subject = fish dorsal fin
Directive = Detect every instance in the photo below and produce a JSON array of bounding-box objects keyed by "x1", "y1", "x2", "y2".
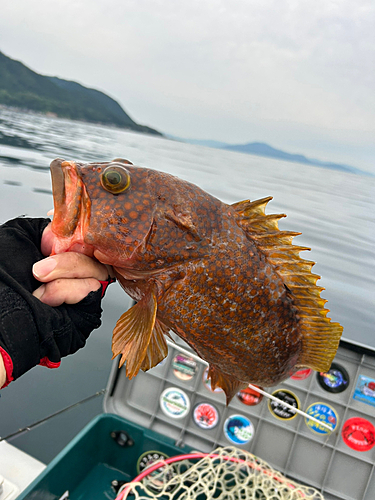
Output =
[
  {"x1": 231, "y1": 198, "x2": 343, "y2": 372},
  {"x1": 208, "y1": 365, "x2": 248, "y2": 405},
  {"x1": 112, "y1": 290, "x2": 168, "y2": 378},
  {"x1": 112, "y1": 158, "x2": 133, "y2": 165}
]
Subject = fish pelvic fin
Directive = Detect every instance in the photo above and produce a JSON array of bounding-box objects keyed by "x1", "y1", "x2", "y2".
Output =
[
  {"x1": 140, "y1": 318, "x2": 170, "y2": 371},
  {"x1": 208, "y1": 365, "x2": 248, "y2": 405},
  {"x1": 111, "y1": 291, "x2": 169, "y2": 378},
  {"x1": 231, "y1": 198, "x2": 343, "y2": 372}
]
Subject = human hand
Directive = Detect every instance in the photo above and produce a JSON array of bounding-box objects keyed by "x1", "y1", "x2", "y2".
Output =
[
  {"x1": 0, "y1": 217, "x2": 114, "y2": 389},
  {"x1": 32, "y1": 223, "x2": 112, "y2": 306}
]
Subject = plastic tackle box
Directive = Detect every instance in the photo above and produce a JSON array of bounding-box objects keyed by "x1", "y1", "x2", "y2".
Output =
[{"x1": 18, "y1": 335, "x2": 375, "y2": 500}]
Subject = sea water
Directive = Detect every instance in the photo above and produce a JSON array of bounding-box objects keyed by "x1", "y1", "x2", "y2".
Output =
[{"x1": 0, "y1": 107, "x2": 374, "y2": 463}]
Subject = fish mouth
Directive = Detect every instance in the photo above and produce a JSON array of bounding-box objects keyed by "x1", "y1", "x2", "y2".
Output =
[{"x1": 50, "y1": 158, "x2": 91, "y2": 253}]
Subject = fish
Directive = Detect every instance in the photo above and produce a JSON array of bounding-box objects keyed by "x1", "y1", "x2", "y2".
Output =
[{"x1": 49, "y1": 158, "x2": 343, "y2": 403}]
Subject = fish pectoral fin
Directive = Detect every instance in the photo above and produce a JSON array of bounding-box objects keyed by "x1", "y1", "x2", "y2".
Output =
[
  {"x1": 112, "y1": 291, "x2": 158, "y2": 379},
  {"x1": 140, "y1": 318, "x2": 170, "y2": 371},
  {"x1": 208, "y1": 365, "x2": 248, "y2": 406},
  {"x1": 165, "y1": 208, "x2": 201, "y2": 242}
]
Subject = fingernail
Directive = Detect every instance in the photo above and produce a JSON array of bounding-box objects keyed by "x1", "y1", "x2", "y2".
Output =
[
  {"x1": 33, "y1": 257, "x2": 57, "y2": 278},
  {"x1": 33, "y1": 284, "x2": 46, "y2": 300}
]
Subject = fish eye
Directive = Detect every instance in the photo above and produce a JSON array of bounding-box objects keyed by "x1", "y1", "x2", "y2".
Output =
[{"x1": 101, "y1": 166, "x2": 131, "y2": 194}]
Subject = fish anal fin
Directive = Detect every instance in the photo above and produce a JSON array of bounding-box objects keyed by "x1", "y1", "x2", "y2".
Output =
[
  {"x1": 208, "y1": 365, "x2": 247, "y2": 405},
  {"x1": 112, "y1": 291, "x2": 157, "y2": 379},
  {"x1": 232, "y1": 196, "x2": 343, "y2": 371},
  {"x1": 140, "y1": 318, "x2": 170, "y2": 371}
]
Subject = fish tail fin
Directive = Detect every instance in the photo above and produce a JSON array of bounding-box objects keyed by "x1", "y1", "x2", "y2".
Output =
[
  {"x1": 232, "y1": 198, "x2": 343, "y2": 372},
  {"x1": 208, "y1": 365, "x2": 248, "y2": 405},
  {"x1": 111, "y1": 291, "x2": 169, "y2": 378}
]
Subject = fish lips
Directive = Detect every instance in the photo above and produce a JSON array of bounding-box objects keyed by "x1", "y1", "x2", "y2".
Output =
[{"x1": 50, "y1": 158, "x2": 88, "y2": 238}]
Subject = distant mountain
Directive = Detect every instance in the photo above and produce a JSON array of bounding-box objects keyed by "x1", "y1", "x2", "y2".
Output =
[
  {"x1": 177, "y1": 137, "x2": 371, "y2": 176},
  {"x1": 224, "y1": 142, "x2": 313, "y2": 163},
  {"x1": 180, "y1": 138, "x2": 230, "y2": 149},
  {"x1": 222, "y1": 142, "x2": 371, "y2": 175},
  {"x1": 0, "y1": 51, "x2": 161, "y2": 135}
]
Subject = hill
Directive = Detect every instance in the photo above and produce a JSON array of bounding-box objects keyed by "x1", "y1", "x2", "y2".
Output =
[
  {"x1": 222, "y1": 142, "x2": 370, "y2": 175},
  {"x1": 0, "y1": 51, "x2": 161, "y2": 135},
  {"x1": 224, "y1": 142, "x2": 312, "y2": 163}
]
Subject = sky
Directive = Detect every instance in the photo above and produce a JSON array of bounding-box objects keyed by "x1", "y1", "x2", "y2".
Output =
[{"x1": 1, "y1": 0, "x2": 374, "y2": 172}]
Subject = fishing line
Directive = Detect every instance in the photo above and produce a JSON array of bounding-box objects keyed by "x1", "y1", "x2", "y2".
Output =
[
  {"x1": 0, "y1": 389, "x2": 106, "y2": 442},
  {"x1": 166, "y1": 340, "x2": 334, "y2": 432}
]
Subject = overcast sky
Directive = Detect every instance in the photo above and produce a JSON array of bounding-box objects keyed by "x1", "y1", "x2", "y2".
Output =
[{"x1": 1, "y1": 0, "x2": 374, "y2": 172}]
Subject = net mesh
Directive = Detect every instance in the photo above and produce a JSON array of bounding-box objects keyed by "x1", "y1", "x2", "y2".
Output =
[{"x1": 118, "y1": 446, "x2": 324, "y2": 500}]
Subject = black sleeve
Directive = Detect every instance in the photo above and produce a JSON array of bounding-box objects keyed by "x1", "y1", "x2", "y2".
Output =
[{"x1": 0, "y1": 217, "x2": 103, "y2": 386}]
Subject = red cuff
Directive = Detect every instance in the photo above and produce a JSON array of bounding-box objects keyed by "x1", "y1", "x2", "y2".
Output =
[
  {"x1": 99, "y1": 276, "x2": 116, "y2": 298},
  {"x1": 39, "y1": 357, "x2": 61, "y2": 369},
  {"x1": 0, "y1": 346, "x2": 14, "y2": 389}
]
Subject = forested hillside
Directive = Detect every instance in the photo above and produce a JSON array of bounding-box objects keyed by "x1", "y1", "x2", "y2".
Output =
[{"x1": 0, "y1": 51, "x2": 161, "y2": 135}]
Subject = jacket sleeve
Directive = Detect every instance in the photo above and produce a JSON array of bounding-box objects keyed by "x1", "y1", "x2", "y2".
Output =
[{"x1": 0, "y1": 217, "x2": 103, "y2": 388}]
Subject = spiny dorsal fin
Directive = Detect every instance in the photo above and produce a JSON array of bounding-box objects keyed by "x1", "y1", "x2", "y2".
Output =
[
  {"x1": 232, "y1": 196, "x2": 274, "y2": 217},
  {"x1": 231, "y1": 198, "x2": 343, "y2": 372}
]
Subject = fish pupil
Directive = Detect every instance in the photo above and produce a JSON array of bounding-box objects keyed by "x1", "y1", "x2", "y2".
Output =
[
  {"x1": 106, "y1": 171, "x2": 121, "y2": 185},
  {"x1": 100, "y1": 165, "x2": 131, "y2": 193}
]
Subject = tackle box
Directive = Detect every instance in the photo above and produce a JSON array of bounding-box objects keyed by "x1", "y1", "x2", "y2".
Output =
[{"x1": 17, "y1": 334, "x2": 375, "y2": 500}]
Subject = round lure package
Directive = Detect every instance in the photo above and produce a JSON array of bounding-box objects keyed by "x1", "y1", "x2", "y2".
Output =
[
  {"x1": 172, "y1": 353, "x2": 197, "y2": 381},
  {"x1": 193, "y1": 402, "x2": 220, "y2": 430},
  {"x1": 237, "y1": 385, "x2": 263, "y2": 406},
  {"x1": 341, "y1": 417, "x2": 375, "y2": 452},
  {"x1": 223, "y1": 415, "x2": 254, "y2": 445},
  {"x1": 305, "y1": 402, "x2": 339, "y2": 435},
  {"x1": 160, "y1": 387, "x2": 190, "y2": 419},
  {"x1": 136, "y1": 451, "x2": 175, "y2": 492},
  {"x1": 317, "y1": 363, "x2": 350, "y2": 393},
  {"x1": 268, "y1": 389, "x2": 300, "y2": 421},
  {"x1": 291, "y1": 368, "x2": 312, "y2": 381}
]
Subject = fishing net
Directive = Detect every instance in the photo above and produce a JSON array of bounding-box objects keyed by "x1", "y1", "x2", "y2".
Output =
[{"x1": 116, "y1": 446, "x2": 324, "y2": 500}]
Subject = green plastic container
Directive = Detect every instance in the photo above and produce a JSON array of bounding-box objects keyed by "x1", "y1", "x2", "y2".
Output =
[{"x1": 17, "y1": 413, "x2": 192, "y2": 500}]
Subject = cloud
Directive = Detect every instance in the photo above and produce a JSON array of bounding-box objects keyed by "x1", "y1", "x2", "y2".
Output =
[{"x1": 1, "y1": 0, "x2": 374, "y2": 170}]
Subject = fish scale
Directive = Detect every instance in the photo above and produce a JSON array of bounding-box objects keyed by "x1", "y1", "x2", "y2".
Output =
[
  {"x1": 158, "y1": 245, "x2": 302, "y2": 385},
  {"x1": 49, "y1": 158, "x2": 343, "y2": 404}
]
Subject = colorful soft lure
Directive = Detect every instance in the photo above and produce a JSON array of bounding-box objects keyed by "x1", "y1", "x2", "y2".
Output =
[{"x1": 50, "y1": 158, "x2": 343, "y2": 403}]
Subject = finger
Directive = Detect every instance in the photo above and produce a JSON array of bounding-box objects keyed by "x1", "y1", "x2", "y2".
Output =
[
  {"x1": 40, "y1": 223, "x2": 55, "y2": 256},
  {"x1": 33, "y1": 278, "x2": 102, "y2": 306},
  {"x1": 33, "y1": 252, "x2": 110, "y2": 283}
]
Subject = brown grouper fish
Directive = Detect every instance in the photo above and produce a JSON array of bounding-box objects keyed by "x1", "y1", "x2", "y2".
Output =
[{"x1": 49, "y1": 158, "x2": 343, "y2": 403}]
